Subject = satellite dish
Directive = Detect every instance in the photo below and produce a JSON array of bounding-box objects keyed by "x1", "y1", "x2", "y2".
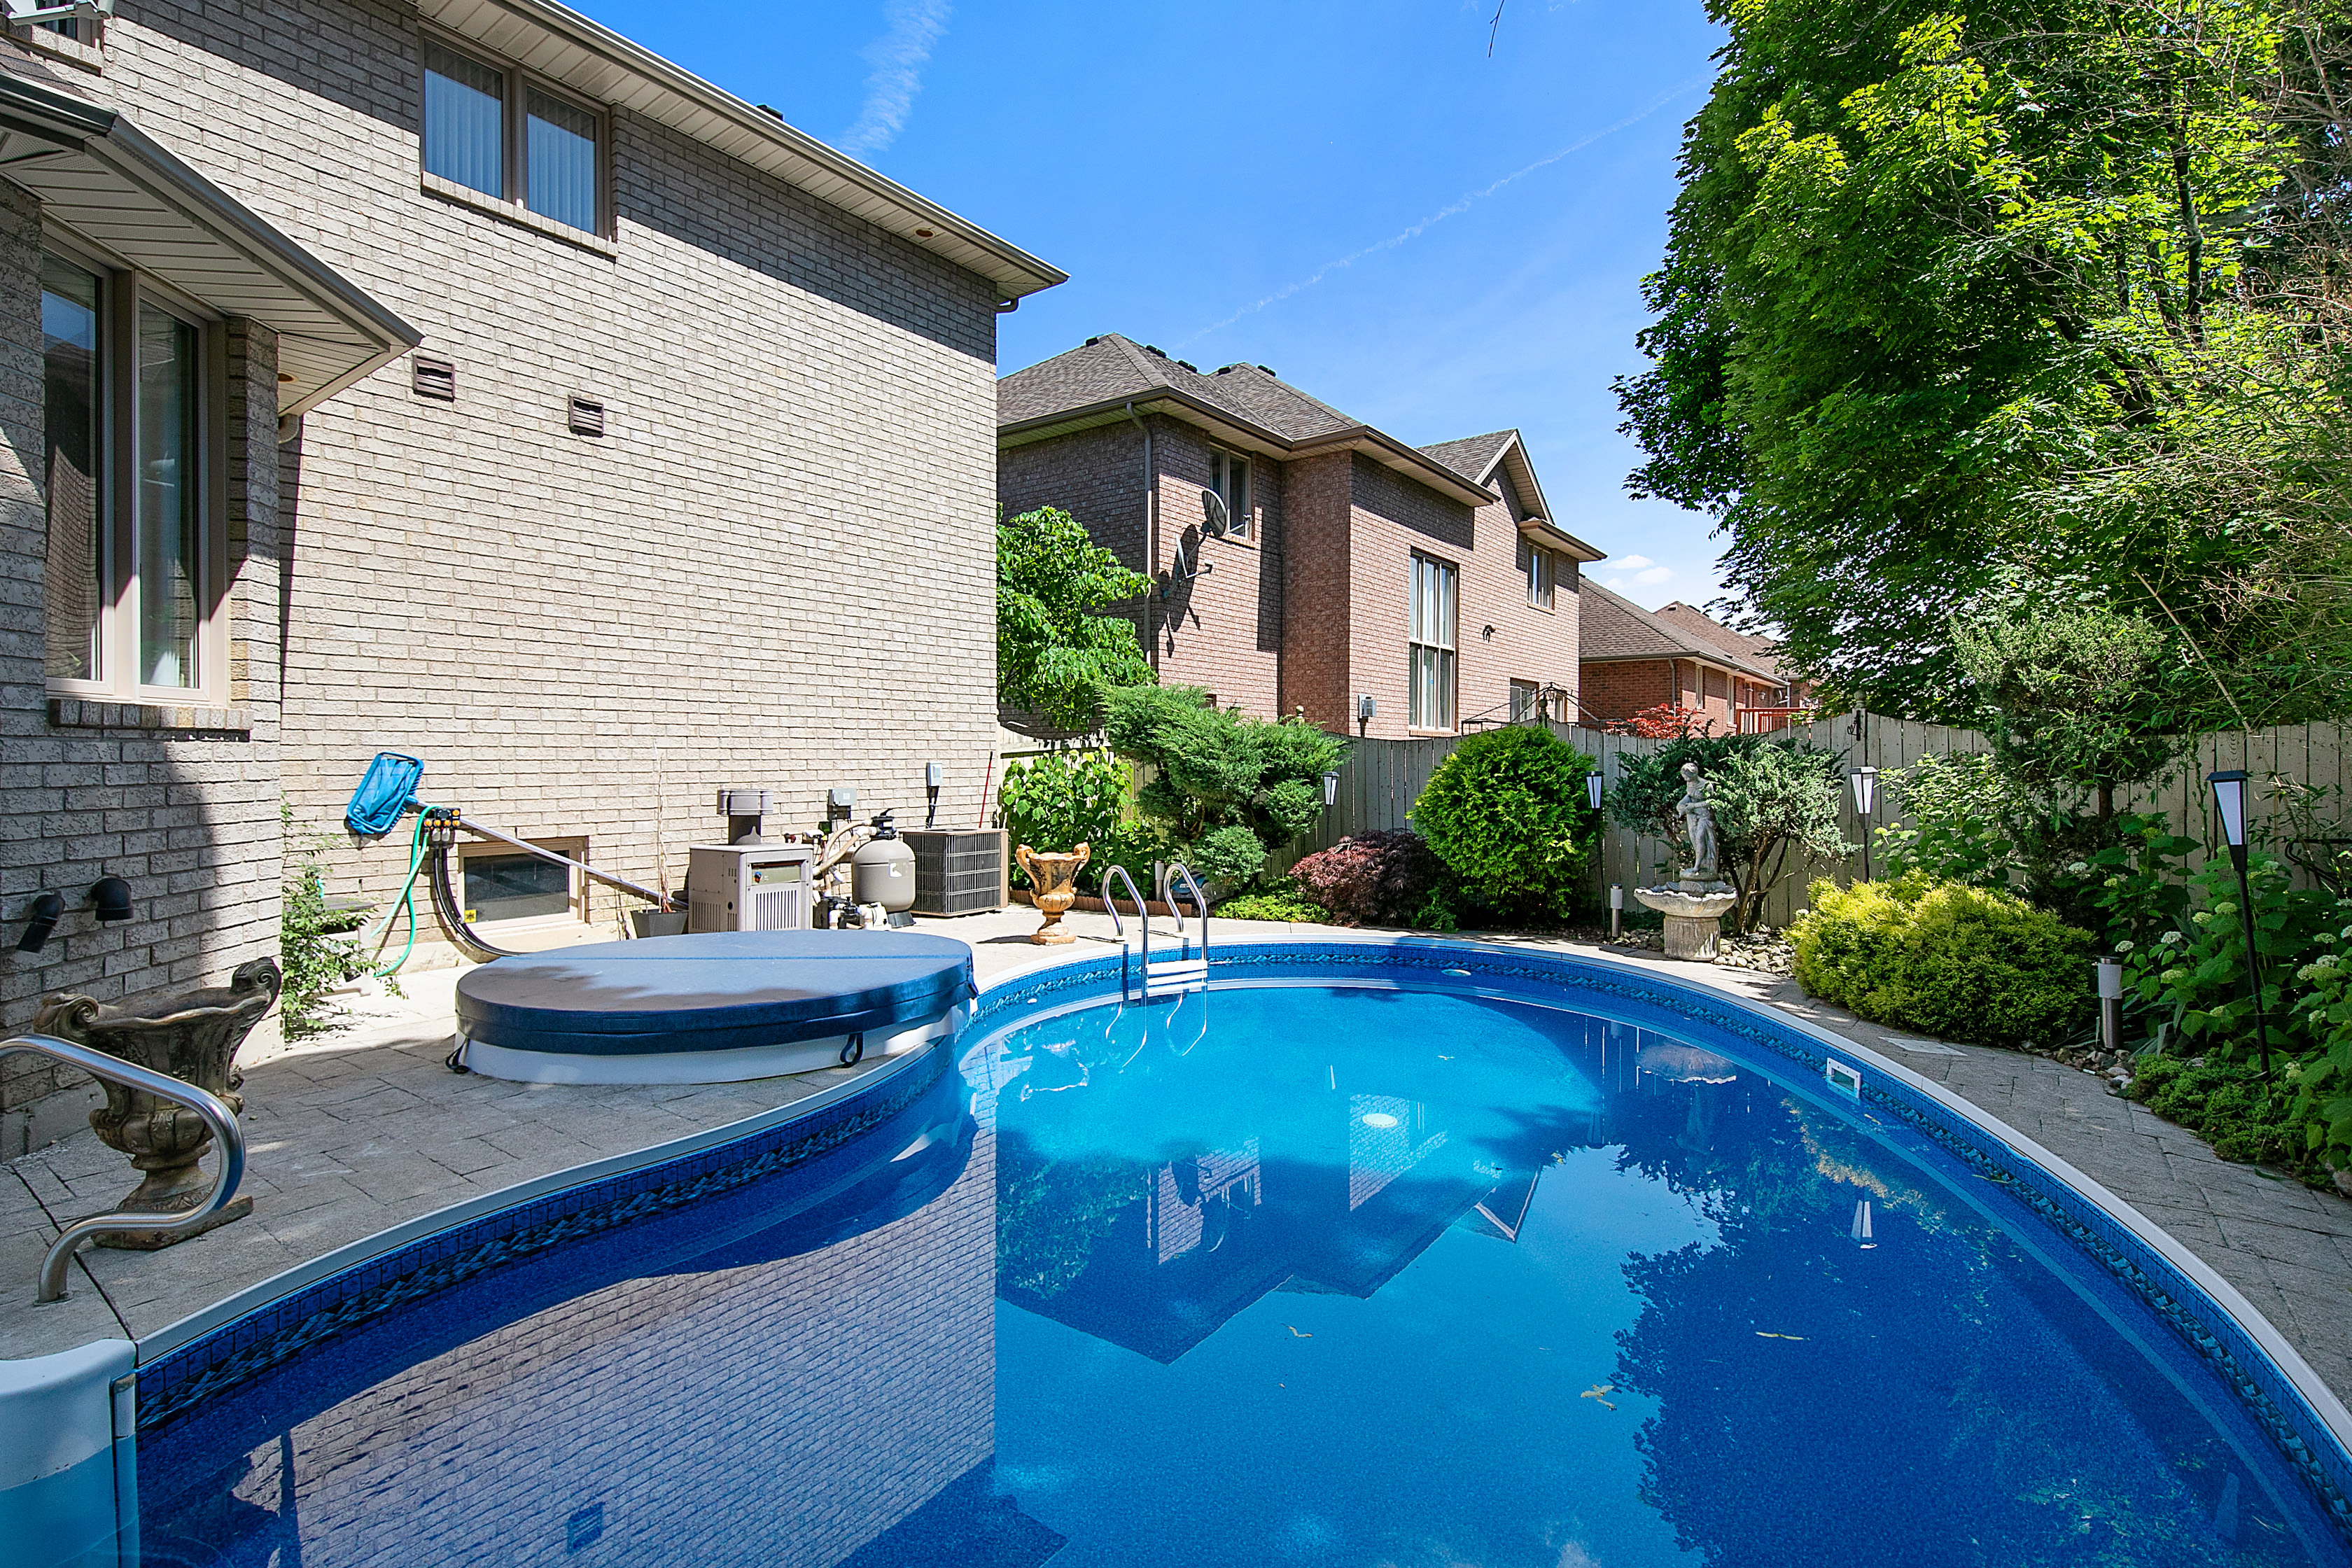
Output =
[{"x1": 1200, "y1": 489, "x2": 1231, "y2": 538}]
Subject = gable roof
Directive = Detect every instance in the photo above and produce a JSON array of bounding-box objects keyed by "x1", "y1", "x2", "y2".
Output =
[
  {"x1": 418, "y1": 0, "x2": 1063, "y2": 301},
  {"x1": 1579, "y1": 582, "x2": 1782, "y2": 680},
  {"x1": 1651, "y1": 601, "x2": 1789, "y2": 681},
  {"x1": 997, "y1": 335, "x2": 1497, "y2": 507},
  {"x1": 1416, "y1": 428, "x2": 1604, "y2": 564}
]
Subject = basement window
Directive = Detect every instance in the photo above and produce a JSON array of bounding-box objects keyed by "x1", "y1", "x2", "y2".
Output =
[{"x1": 458, "y1": 839, "x2": 585, "y2": 925}]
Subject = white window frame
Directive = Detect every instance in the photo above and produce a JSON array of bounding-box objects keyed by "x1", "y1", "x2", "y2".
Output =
[
  {"x1": 1408, "y1": 552, "x2": 1458, "y2": 733},
  {"x1": 1209, "y1": 448, "x2": 1252, "y2": 540},
  {"x1": 1518, "y1": 536, "x2": 1555, "y2": 611},
  {"x1": 419, "y1": 28, "x2": 615, "y2": 242},
  {"x1": 41, "y1": 237, "x2": 231, "y2": 708},
  {"x1": 455, "y1": 836, "x2": 589, "y2": 928}
]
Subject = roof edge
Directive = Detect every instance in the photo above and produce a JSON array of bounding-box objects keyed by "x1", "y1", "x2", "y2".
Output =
[{"x1": 436, "y1": 0, "x2": 1065, "y2": 299}]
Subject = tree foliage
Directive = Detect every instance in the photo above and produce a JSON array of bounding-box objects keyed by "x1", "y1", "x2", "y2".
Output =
[
  {"x1": 1952, "y1": 606, "x2": 2187, "y2": 808},
  {"x1": 1618, "y1": 0, "x2": 2352, "y2": 722},
  {"x1": 1102, "y1": 685, "x2": 1348, "y2": 886},
  {"x1": 997, "y1": 505, "x2": 1154, "y2": 732}
]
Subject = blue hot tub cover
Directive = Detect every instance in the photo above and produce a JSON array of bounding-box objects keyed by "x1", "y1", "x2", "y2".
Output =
[{"x1": 454, "y1": 930, "x2": 975, "y2": 1058}]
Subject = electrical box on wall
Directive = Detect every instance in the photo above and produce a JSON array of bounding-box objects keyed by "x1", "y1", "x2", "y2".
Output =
[{"x1": 686, "y1": 843, "x2": 813, "y2": 932}]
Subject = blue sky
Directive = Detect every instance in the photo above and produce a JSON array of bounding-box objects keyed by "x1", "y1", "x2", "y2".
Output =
[{"x1": 578, "y1": 0, "x2": 1729, "y2": 609}]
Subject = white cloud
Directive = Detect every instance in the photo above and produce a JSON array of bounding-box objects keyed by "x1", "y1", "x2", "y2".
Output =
[
  {"x1": 1634, "y1": 564, "x2": 1672, "y2": 585},
  {"x1": 838, "y1": 0, "x2": 953, "y2": 156},
  {"x1": 1614, "y1": 554, "x2": 1654, "y2": 570}
]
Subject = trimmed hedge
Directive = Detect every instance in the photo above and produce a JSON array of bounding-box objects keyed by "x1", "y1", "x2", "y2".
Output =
[
  {"x1": 1411, "y1": 726, "x2": 1597, "y2": 919},
  {"x1": 1790, "y1": 871, "x2": 2096, "y2": 1048}
]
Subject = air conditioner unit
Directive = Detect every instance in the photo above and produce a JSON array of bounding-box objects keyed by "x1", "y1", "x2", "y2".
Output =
[
  {"x1": 900, "y1": 828, "x2": 1007, "y2": 916},
  {"x1": 686, "y1": 844, "x2": 813, "y2": 932}
]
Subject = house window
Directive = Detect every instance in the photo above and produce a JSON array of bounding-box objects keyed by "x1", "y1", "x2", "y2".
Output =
[
  {"x1": 43, "y1": 251, "x2": 226, "y2": 703},
  {"x1": 1408, "y1": 553, "x2": 1457, "y2": 732},
  {"x1": 1510, "y1": 680, "x2": 1541, "y2": 722},
  {"x1": 463, "y1": 853, "x2": 571, "y2": 923},
  {"x1": 1209, "y1": 449, "x2": 1250, "y2": 538},
  {"x1": 421, "y1": 36, "x2": 608, "y2": 237},
  {"x1": 1517, "y1": 536, "x2": 1554, "y2": 610}
]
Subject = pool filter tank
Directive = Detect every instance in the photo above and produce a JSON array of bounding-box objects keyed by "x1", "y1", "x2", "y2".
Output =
[{"x1": 850, "y1": 816, "x2": 916, "y2": 916}]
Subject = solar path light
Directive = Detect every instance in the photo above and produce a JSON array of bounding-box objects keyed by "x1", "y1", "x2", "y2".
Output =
[
  {"x1": 2206, "y1": 770, "x2": 2273, "y2": 1078},
  {"x1": 1850, "y1": 766, "x2": 1879, "y2": 884}
]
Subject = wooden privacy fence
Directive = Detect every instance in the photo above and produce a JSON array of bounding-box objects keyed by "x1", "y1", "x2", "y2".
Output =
[{"x1": 1302, "y1": 717, "x2": 2352, "y2": 929}]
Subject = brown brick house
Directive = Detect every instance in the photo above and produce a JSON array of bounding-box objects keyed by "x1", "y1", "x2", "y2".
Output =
[
  {"x1": 1577, "y1": 584, "x2": 1810, "y2": 733},
  {"x1": 997, "y1": 334, "x2": 1603, "y2": 738}
]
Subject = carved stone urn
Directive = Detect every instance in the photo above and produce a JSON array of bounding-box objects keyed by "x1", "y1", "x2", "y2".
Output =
[
  {"x1": 34, "y1": 957, "x2": 280, "y2": 1248},
  {"x1": 1016, "y1": 842, "x2": 1091, "y2": 946},
  {"x1": 1632, "y1": 880, "x2": 1741, "y2": 961}
]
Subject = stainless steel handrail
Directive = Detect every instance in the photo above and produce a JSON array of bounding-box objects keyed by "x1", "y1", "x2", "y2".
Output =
[
  {"x1": 4, "y1": 1033, "x2": 246, "y2": 1303},
  {"x1": 1100, "y1": 864, "x2": 1151, "y2": 979},
  {"x1": 1164, "y1": 862, "x2": 1210, "y2": 973}
]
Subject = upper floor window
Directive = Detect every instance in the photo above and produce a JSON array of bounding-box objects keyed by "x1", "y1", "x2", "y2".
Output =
[
  {"x1": 1209, "y1": 449, "x2": 1251, "y2": 539},
  {"x1": 43, "y1": 248, "x2": 227, "y2": 703},
  {"x1": 423, "y1": 37, "x2": 608, "y2": 237},
  {"x1": 1517, "y1": 536, "x2": 1555, "y2": 610},
  {"x1": 1408, "y1": 553, "x2": 1457, "y2": 732}
]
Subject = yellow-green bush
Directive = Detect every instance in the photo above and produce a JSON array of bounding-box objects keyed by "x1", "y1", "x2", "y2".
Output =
[{"x1": 1790, "y1": 871, "x2": 2096, "y2": 1047}]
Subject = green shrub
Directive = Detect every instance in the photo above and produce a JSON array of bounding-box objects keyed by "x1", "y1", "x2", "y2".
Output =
[
  {"x1": 1000, "y1": 750, "x2": 1144, "y2": 892},
  {"x1": 1790, "y1": 872, "x2": 2096, "y2": 1047},
  {"x1": 281, "y1": 820, "x2": 361, "y2": 1040},
  {"x1": 1187, "y1": 824, "x2": 1269, "y2": 888},
  {"x1": 1412, "y1": 725, "x2": 1597, "y2": 920},
  {"x1": 1214, "y1": 884, "x2": 1329, "y2": 923},
  {"x1": 2131, "y1": 1054, "x2": 2309, "y2": 1173},
  {"x1": 1291, "y1": 830, "x2": 1446, "y2": 926},
  {"x1": 1875, "y1": 751, "x2": 2020, "y2": 890},
  {"x1": 1103, "y1": 685, "x2": 1347, "y2": 888}
]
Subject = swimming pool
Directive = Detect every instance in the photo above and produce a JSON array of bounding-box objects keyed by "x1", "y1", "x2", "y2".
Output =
[{"x1": 120, "y1": 941, "x2": 2352, "y2": 1566}]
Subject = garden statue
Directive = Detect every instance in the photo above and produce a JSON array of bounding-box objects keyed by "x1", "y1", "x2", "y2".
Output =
[
  {"x1": 1633, "y1": 762, "x2": 1739, "y2": 960},
  {"x1": 1016, "y1": 842, "x2": 1091, "y2": 945},
  {"x1": 1676, "y1": 761, "x2": 1720, "y2": 881},
  {"x1": 34, "y1": 958, "x2": 280, "y2": 1247}
]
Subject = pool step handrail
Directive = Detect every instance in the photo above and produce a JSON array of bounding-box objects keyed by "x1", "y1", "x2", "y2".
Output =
[
  {"x1": 4, "y1": 1032, "x2": 247, "y2": 1303},
  {"x1": 1154, "y1": 863, "x2": 1210, "y2": 997},
  {"x1": 1099, "y1": 864, "x2": 1152, "y2": 1011}
]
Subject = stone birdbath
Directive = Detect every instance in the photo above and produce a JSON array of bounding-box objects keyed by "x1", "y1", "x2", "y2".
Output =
[
  {"x1": 33, "y1": 958, "x2": 279, "y2": 1247},
  {"x1": 1016, "y1": 842, "x2": 1091, "y2": 946},
  {"x1": 1634, "y1": 760, "x2": 1741, "y2": 961}
]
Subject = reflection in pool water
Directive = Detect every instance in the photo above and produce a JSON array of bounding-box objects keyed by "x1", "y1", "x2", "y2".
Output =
[{"x1": 133, "y1": 976, "x2": 2344, "y2": 1567}]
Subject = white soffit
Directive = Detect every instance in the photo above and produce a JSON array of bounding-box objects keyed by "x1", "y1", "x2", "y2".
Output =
[
  {"x1": 419, "y1": 0, "x2": 1066, "y2": 302},
  {"x1": 0, "y1": 76, "x2": 419, "y2": 416}
]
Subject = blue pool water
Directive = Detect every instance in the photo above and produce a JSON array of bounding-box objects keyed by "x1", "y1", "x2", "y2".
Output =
[{"x1": 133, "y1": 965, "x2": 2349, "y2": 1567}]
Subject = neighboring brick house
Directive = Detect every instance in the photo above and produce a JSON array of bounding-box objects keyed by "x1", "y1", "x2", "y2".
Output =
[
  {"x1": 1577, "y1": 583, "x2": 1807, "y2": 733},
  {"x1": 0, "y1": 1, "x2": 1060, "y2": 1152},
  {"x1": 997, "y1": 334, "x2": 1602, "y2": 739}
]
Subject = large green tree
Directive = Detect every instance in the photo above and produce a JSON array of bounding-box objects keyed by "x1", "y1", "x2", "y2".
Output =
[
  {"x1": 1619, "y1": 0, "x2": 2351, "y2": 722},
  {"x1": 997, "y1": 505, "x2": 1154, "y2": 732}
]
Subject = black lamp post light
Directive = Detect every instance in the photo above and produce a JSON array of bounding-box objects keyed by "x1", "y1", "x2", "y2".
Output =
[
  {"x1": 1586, "y1": 770, "x2": 1604, "y2": 813},
  {"x1": 1850, "y1": 766, "x2": 1879, "y2": 883},
  {"x1": 2206, "y1": 769, "x2": 2274, "y2": 1079}
]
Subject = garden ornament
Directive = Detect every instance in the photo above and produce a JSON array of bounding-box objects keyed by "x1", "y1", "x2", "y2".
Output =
[
  {"x1": 1634, "y1": 763, "x2": 1738, "y2": 960},
  {"x1": 34, "y1": 958, "x2": 280, "y2": 1247},
  {"x1": 1016, "y1": 842, "x2": 1091, "y2": 945}
]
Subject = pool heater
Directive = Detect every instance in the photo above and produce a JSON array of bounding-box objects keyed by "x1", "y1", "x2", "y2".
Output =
[{"x1": 686, "y1": 843, "x2": 813, "y2": 933}]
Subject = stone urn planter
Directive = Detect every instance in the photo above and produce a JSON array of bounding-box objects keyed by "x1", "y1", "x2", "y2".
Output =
[
  {"x1": 33, "y1": 958, "x2": 280, "y2": 1248},
  {"x1": 1016, "y1": 843, "x2": 1091, "y2": 945}
]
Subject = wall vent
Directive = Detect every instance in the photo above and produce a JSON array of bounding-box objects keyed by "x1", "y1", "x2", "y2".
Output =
[
  {"x1": 412, "y1": 355, "x2": 455, "y2": 401},
  {"x1": 567, "y1": 395, "x2": 606, "y2": 437}
]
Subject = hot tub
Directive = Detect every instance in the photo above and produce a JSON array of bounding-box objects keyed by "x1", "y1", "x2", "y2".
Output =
[{"x1": 451, "y1": 930, "x2": 974, "y2": 1084}]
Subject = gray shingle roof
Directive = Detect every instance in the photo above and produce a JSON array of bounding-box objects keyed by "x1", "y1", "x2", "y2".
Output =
[
  {"x1": 997, "y1": 333, "x2": 1360, "y2": 440},
  {"x1": 1580, "y1": 582, "x2": 1781, "y2": 679},
  {"x1": 1651, "y1": 601, "x2": 1787, "y2": 680},
  {"x1": 1417, "y1": 431, "x2": 1516, "y2": 486}
]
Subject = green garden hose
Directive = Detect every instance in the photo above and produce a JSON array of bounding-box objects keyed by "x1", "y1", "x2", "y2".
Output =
[{"x1": 370, "y1": 812, "x2": 430, "y2": 977}]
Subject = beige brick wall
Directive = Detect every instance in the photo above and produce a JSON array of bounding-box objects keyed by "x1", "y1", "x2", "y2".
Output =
[{"x1": 1, "y1": 1, "x2": 1013, "y2": 1133}]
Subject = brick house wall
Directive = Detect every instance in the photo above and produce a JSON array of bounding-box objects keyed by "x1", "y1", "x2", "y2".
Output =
[
  {"x1": 1456, "y1": 489, "x2": 1579, "y2": 731},
  {"x1": 1, "y1": 1, "x2": 1028, "y2": 1146},
  {"x1": 1150, "y1": 418, "x2": 1282, "y2": 715},
  {"x1": 1278, "y1": 451, "x2": 1353, "y2": 731},
  {"x1": 1578, "y1": 658, "x2": 1782, "y2": 733}
]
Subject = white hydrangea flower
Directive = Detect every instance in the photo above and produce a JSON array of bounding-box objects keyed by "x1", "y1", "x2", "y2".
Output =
[{"x1": 2115, "y1": 939, "x2": 2136, "y2": 953}]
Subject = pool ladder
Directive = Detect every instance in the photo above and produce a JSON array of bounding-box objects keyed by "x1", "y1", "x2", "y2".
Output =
[{"x1": 1100, "y1": 863, "x2": 1210, "y2": 1003}]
